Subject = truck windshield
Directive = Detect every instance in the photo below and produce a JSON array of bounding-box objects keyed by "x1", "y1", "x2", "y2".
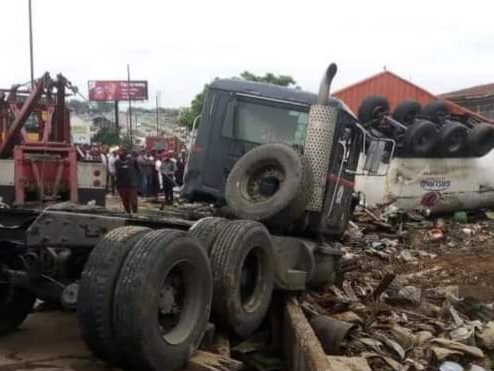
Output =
[{"x1": 234, "y1": 100, "x2": 308, "y2": 145}]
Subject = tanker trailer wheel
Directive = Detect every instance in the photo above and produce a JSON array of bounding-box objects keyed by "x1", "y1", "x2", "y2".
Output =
[
  {"x1": 188, "y1": 217, "x2": 230, "y2": 255},
  {"x1": 437, "y1": 121, "x2": 468, "y2": 157},
  {"x1": 225, "y1": 143, "x2": 311, "y2": 225},
  {"x1": 113, "y1": 229, "x2": 212, "y2": 371},
  {"x1": 466, "y1": 123, "x2": 494, "y2": 157},
  {"x1": 210, "y1": 220, "x2": 274, "y2": 338},
  {"x1": 357, "y1": 96, "x2": 390, "y2": 124},
  {"x1": 77, "y1": 226, "x2": 151, "y2": 365},
  {"x1": 0, "y1": 257, "x2": 36, "y2": 335},
  {"x1": 392, "y1": 100, "x2": 422, "y2": 125},
  {"x1": 405, "y1": 119, "x2": 439, "y2": 157},
  {"x1": 422, "y1": 100, "x2": 450, "y2": 124}
]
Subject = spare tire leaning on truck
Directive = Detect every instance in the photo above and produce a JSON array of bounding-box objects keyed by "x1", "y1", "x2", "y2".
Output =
[{"x1": 225, "y1": 143, "x2": 312, "y2": 226}]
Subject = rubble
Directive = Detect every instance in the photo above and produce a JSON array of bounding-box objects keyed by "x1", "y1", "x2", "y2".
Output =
[{"x1": 302, "y1": 206, "x2": 494, "y2": 371}]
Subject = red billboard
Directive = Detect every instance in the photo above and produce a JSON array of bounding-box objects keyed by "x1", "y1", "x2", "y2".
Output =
[{"x1": 88, "y1": 80, "x2": 148, "y2": 102}]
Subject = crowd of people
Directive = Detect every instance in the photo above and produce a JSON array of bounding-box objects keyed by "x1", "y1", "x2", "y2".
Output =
[{"x1": 98, "y1": 145, "x2": 187, "y2": 214}]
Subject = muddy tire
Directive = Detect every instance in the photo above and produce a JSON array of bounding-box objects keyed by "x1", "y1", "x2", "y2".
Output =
[
  {"x1": 466, "y1": 123, "x2": 494, "y2": 157},
  {"x1": 0, "y1": 283, "x2": 35, "y2": 335},
  {"x1": 225, "y1": 143, "x2": 311, "y2": 224},
  {"x1": 188, "y1": 217, "x2": 230, "y2": 254},
  {"x1": 392, "y1": 100, "x2": 422, "y2": 125},
  {"x1": 357, "y1": 96, "x2": 390, "y2": 123},
  {"x1": 405, "y1": 120, "x2": 439, "y2": 157},
  {"x1": 437, "y1": 121, "x2": 468, "y2": 157},
  {"x1": 77, "y1": 226, "x2": 151, "y2": 365},
  {"x1": 422, "y1": 101, "x2": 450, "y2": 124},
  {"x1": 114, "y1": 229, "x2": 212, "y2": 371},
  {"x1": 210, "y1": 220, "x2": 274, "y2": 338}
]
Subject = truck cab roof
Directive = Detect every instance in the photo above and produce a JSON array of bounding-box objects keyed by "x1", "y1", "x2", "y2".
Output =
[{"x1": 210, "y1": 79, "x2": 317, "y2": 106}]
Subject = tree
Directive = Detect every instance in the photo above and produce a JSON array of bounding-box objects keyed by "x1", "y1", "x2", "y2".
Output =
[
  {"x1": 178, "y1": 71, "x2": 297, "y2": 129},
  {"x1": 68, "y1": 99, "x2": 89, "y2": 114},
  {"x1": 92, "y1": 127, "x2": 120, "y2": 146},
  {"x1": 239, "y1": 71, "x2": 296, "y2": 87},
  {"x1": 178, "y1": 84, "x2": 209, "y2": 130}
]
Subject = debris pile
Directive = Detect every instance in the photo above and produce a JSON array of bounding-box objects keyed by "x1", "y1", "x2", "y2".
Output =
[{"x1": 302, "y1": 207, "x2": 494, "y2": 371}]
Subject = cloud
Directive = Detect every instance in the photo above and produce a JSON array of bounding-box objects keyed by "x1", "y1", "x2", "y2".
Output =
[{"x1": 2, "y1": 0, "x2": 493, "y2": 107}]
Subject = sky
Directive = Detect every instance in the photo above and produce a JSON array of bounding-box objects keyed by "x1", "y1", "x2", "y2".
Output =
[{"x1": 1, "y1": 0, "x2": 494, "y2": 108}]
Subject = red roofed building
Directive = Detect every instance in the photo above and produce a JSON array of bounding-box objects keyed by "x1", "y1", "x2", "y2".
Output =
[
  {"x1": 333, "y1": 70, "x2": 491, "y2": 123},
  {"x1": 440, "y1": 83, "x2": 494, "y2": 121}
]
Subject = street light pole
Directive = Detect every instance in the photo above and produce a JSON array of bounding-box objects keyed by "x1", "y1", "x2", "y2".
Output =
[
  {"x1": 156, "y1": 91, "x2": 160, "y2": 136},
  {"x1": 127, "y1": 64, "x2": 133, "y2": 145},
  {"x1": 28, "y1": 0, "x2": 34, "y2": 86}
]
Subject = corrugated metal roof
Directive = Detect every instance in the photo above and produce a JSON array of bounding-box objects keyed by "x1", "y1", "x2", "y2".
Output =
[
  {"x1": 441, "y1": 82, "x2": 494, "y2": 99},
  {"x1": 333, "y1": 70, "x2": 491, "y2": 123}
]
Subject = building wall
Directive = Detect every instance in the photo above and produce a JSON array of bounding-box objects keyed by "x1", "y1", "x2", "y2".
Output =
[{"x1": 449, "y1": 96, "x2": 494, "y2": 121}]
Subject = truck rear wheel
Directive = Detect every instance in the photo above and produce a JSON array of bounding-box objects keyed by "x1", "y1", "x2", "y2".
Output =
[
  {"x1": 357, "y1": 96, "x2": 390, "y2": 123},
  {"x1": 188, "y1": 217, "x2": 230, "y2": 254},
  {"x1": 405, "y1": 120, "x2": 439, "y2": 157},
  {"x1": 422, "y1": 101, "x2": 450, "y2": 124},
  {"x1": 437, "y1": 121, "x2": 468, "y2": 157},
  {"x1": 466, "y1": 123, "x2": 494, "y2": 157},
  {"x1": 225, "y1": 143, "x2": 311, "y2": 225},
  {"x1": 210, "y1": 220, "x2": 274, "y2": 338},
  {"x1": 77, "y1": 226, "x2": 151, "y2": 365},
  {"x1": 0, "y1": 283, "x2": 36, "y2": 335},
  {"x1": 114, "y1": 229, "x2": 212, "y2": 371},
  {"x1": 392, "y1": 100, "x2": 422, "y2": 125}
]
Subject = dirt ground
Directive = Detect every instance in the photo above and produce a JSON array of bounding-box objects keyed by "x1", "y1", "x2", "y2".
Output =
[{"x1": 0, "y1": 311, "x2": 114, "y2": 371}]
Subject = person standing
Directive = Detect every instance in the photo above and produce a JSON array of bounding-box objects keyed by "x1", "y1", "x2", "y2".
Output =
[
  {"x1": 100, "y1": 145, "x2": 110, "y2": 193},
  {"x1": 160, "y1": 153, "x2": 177, "y2": 205},
  {"x1": 115, "y1": 148, "x2": 140, "y2": 214},
  {"x1": 136, "y1": 150, "x2": 149, "y2": 197},
  {"x1": 108, "y1": 148, "x2": 118, "y2": 195}
]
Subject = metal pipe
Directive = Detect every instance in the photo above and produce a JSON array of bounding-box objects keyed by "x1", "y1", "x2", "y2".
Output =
[
  {"x1": 28, "y1": 0, "x2": 34, "y2": 86},
  {"x1": 317, "y1": 63, "x2": 337, "y2": 106}
]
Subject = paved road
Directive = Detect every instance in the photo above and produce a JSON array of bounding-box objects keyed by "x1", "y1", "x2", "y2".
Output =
[{"x1": 0, "y1": 311, "x2": 116, "y2": 371}]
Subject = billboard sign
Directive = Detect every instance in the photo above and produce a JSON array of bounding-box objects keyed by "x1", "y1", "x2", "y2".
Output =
[{"x1": 88, "y1": 80, "x2": 148, "y2": 102}]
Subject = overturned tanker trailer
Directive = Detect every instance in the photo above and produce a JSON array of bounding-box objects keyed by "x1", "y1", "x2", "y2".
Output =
[{"x1": 0, "y1": 64, "x2": 394, "y2": 371}]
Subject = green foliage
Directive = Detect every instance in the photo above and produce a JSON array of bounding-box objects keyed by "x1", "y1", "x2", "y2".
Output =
[
  {"x1": 68, "y1": 99, "x2": 89, "y2": 114},
  {"x1": 178, "y1": 84, "x2": 208, "y2": 130},
  {"x1": 178, "y1": 71, "x2": 297, "y2": 129},
  {"x1": 239, "y1": 71, "x2": 296, "y2": 87},
  {"x1": 92, "y1": 127, "x2": 120, "y2": 146}
]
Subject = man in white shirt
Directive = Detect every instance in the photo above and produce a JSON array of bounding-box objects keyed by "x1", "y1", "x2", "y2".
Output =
[{"x1": 108, "y1": 147, "x2": 118, "y2": 195}]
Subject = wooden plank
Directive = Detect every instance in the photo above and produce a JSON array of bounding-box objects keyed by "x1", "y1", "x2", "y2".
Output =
[
  {"x1": 283, "y1": 297, "x2": 335, "y2": 371},
  {"x1": 182, "y1": 350, "x2": 243, "y2": 371}
]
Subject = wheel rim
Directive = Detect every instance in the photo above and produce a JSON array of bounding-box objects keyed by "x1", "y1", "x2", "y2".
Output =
[
  {"x1": 239, "y1": 247, "x2": 264, "y2": 313},
  {"x1": 240, "y1": 162, "x2": 285, "y2": 204},
  {"x1": 158, "y1": 260, "x2": 199, "y2": 345}
]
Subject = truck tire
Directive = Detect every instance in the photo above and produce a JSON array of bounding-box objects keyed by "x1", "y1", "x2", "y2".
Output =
[
  {"x1": 188, "y1": 217, "x2": 229, "y2": 254},
  {"x1": 437, "y1": 121, "x2": 468, "y2": 157},
  {"x1": 405, "y1": 120, "x2": 439, "y2": 157},
  {"x1": 210, "y1": 220, "x2": 274, "y2": 338},
  {"x1": 0, "y1": 284, "x2": 36, "y2": 335},
  {"x1": 392, "y1": 100, "x2": 422, "y2": 125},
  {"x1": 114, "y1": 229, "x2": 212, "y2": 371},
  {"x1": 357, "y1": 96, "x2": 390, "y2": 124},
  {"x1": 466, "y1": 123, "x2": 494, "y2": 157},
  {"x1": 77, "y1": 226, "x2": 151, "y2": 365},
  {"x1": 225, "y1": 143, "x2": 311, "y2": 224},
  {"x1": 422, "y1": 101, "x2": 450, "y2": 124}
]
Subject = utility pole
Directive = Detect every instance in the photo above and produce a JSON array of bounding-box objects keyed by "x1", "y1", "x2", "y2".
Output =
[
  {"x1": 28, "y1": 0, "x2": 34, "y2": 86},
  {"x1": 156, "y1": 91, "x2": 160, "y2": 136},
  {"x1": 127, "y1": 64, "x2": 133, "y2": 145}
]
